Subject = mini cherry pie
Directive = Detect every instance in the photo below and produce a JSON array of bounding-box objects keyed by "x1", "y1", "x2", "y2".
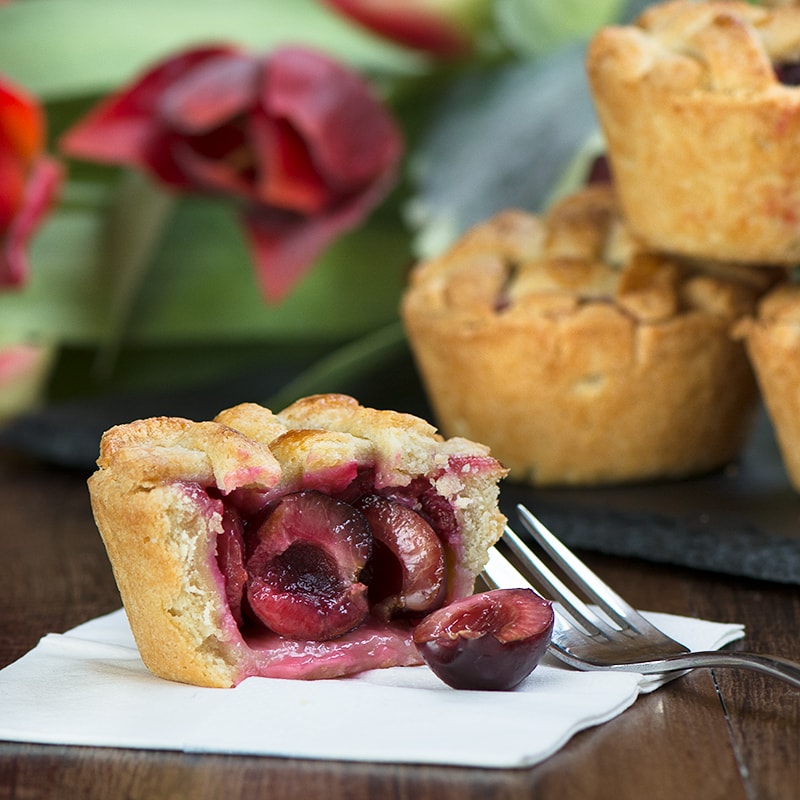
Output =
[
  {"x1": 88, "y1": 394, "x2": 507, "y2": 687},
  {"x1": 587, "y1": 0, "x2": 800, "y2": 263},
  {"x1": 402, "y1": 185, "x2": 781, "y2": 486}
]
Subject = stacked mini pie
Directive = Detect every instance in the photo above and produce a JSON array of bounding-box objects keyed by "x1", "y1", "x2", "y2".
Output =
[
  {"x1": 587, "y1": 0, "x2": 800, "y2": 264},
  {"x1": 402, "y1": 0, "x2": 800, "y2": 488}
]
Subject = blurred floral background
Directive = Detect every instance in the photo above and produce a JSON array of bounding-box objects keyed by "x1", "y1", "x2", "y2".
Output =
[{"x1": 0, "y1": 0, "x2": 655, "y2": 464}]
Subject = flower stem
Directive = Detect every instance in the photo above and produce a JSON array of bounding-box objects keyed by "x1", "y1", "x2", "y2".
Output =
[{"x1": 265, "y1": 320, "x2": 408, "y2": 410}]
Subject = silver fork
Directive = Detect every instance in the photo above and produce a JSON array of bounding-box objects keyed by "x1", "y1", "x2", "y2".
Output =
[{"x1": 486, "y1": 504, "x2": 800, "y2": 689}]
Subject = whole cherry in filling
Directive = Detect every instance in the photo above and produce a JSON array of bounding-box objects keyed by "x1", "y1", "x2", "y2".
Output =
[
  {"x1": 356, "y1": 494, "x2": 446, "y2": 621},
  {"x1": 246, "y1": 491, "x2": 372, "y2": 640}
]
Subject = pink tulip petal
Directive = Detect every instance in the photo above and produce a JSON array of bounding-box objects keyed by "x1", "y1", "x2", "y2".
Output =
[
  {"x1": 59, "y1": 43, "x2": 403, "y2": 304},
  {"x1": 0, "y1": 77, "x2": 43, "y2": 164},
  {"x1": 159, "y1": 53, "x2": 258, "y2": 133},
  {"x1": 0, "y1": 146, "x2": 26, "y2": 230},
  {"x1": 242, "y1": 210, "x2": 334, "y2": 303},
  {"x1": 169, "y1": 135, "x2": 255, "y2": 198},
  {"x1": 250, "y1": 112, "x2": 329, "y2": 213},
  {"x1": 60, "y1": 45, "x2": 237, "y2": 166},
  {"x1": 135, "y1": 127, "x2": 199, "y2": 190},
  {"x1": 0, "y1": 343, "x2": 47, "y2": 385},
  {"x1": 321, "y1": 0, "x2": 470, "y2": 57},
  {"x1": 0, "y1": 342, "x2": 54, "y2": 420},
  {"x1": 1, "y1": 156, "x2": 62, "y2": 287},
  {"x1": 263, "y1": 47, "x2": 402, "y2": 193},
  {"x1": 157, "y1": 114, "x2": 257, "y2": 195},
  {"x1": 241, "y1": 170, "x2": 395, "y2": 303}
]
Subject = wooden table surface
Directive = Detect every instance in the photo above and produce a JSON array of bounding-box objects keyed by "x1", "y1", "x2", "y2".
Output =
[{"x1": 1, "y1": 451, "x2": 799, "y2": 800}]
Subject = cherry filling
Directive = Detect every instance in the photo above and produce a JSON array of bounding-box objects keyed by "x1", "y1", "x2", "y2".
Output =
[
  {"x1": 246, "y1": 492, "x2": 371, "y2": 640},
  {"x1": 774, "y1": 61, "x2": 800, "y2": 86},
  {"x1": 356, "y1": 494, "x2": 446, "y2": 621},
  {"x1": 214, "y1": 471, "x2": 461, "y2": 644},
  {"x1": 586, "y1": 154, "x2": 612, "y2": 185},
  {"x1": 216, "y1": 508, "x2": 248, "y2": 626}
]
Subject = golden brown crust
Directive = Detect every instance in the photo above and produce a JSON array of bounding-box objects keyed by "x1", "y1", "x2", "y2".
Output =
[
  {"x1": 402, "y1": 186, "x2": 776, "y2": 486},
  {"x1": 735, "y1": 284, "x2": 800, "y2": 489},
  {"x1": 586, "y1": 1, "x2": 800, "y2": 263},
  {"x1": 88, "y1": 395, "x2": 507, "y2": 687},
  {"x1": 89, "y1": 476, "x2": 249, "y2": 687},
  {"x1": 89, "y1": 416, "x2": 283, "y2": 687},
  {"x1": 95, "y1": 416, "x2": 283, "y2": 494}
]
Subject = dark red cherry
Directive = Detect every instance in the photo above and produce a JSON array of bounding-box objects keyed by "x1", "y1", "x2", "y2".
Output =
[
  {"x1": 775, "y1": 61, "x2": 800, "y2": 86},
  {"x1": 246, "y1": 491, "x2": 372, "y2": 640},
  {"x1": 413, "y1": 588, "x2": 554, "y2": 690},
  {"x1": 216, "y1": 507, "x2": 248, "y2": 626},
  {"x1": 357, "y1": 494, "x2": 446, "y2": 620},
  {"x1": 586, "y1": 153, "x2": 612, "y2": 184}
]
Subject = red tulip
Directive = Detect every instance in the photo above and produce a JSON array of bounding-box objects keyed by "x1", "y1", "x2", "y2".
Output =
[
  {"x1": 322, "y1": 0, "x2": 493, "y2": 58},
  {"x1": 60, "y1": 45, "x2": 403, "y2": 302},
  {"x1": 0, "y1": 76, "x2": 62, "y2": 288}
]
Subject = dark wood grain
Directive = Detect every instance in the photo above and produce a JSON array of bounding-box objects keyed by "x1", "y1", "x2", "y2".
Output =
[{"x1": 1, "y1": 453, "x2": 798, "y2": 800}]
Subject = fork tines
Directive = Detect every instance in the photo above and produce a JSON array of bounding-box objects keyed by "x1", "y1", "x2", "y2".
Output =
[{"x1": 501, "y1": 505, "x2": 653, "y2": 637}]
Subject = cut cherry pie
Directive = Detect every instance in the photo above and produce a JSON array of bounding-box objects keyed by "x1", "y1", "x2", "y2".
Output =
[{"x1": 88, "y1": 394, "x2": 507, "y2": 688}]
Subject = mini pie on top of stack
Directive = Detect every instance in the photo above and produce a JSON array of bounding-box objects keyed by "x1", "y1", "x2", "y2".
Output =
[
  {"x1": 586, "y1": 0, "x2": 800, "y2": 264},
  {"x1": 401, "y1": 185, "x2": 783, "y2": 487}
]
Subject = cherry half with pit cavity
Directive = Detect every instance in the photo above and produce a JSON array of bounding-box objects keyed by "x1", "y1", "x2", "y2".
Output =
[
  {"x1": 246, "y1": 491, "x2": 372, "y2": 640},
  {"x1": 413, "y1": 588, "x2": 554, "y2": 690}
]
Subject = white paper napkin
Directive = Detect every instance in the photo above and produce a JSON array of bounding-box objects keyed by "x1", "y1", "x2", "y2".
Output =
[{"x1": 0, "y1": 604, "x2": 743, "y2": 769}]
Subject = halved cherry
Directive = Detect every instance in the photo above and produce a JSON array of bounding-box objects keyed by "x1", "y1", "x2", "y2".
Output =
[
  {"x1": 413, "y1": 588, "x2": 554, "y2": 690},
  {"x1": 216, "y1": 507, "x2": 248, "y2": 626},
  {"x1": 357, "y1": 494, "x2": 446, "y2": 620},
  {"x1": 246, "y1": 491, "x2": 372, "y2": 640}
]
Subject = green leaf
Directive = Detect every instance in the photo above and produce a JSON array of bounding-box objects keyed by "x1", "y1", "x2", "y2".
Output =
[
  {"x1": 129, "y1": 197, "x2": 412, "y2": 345},
  {"x1": 493, "y1": 0, "x2": 626, "y2": 56},
  {"x1": 0, "y1": 191, "x2": 413, "y2": 347},
  {"x1": 407, "y1": 43, "x2": 599, "y2": 257},
  {"x1": 0, "y1": 209, "x2": 108, "y2": 343},
  {"x1": 0, "y1": 0, "x2": 426, "y2": 101}
]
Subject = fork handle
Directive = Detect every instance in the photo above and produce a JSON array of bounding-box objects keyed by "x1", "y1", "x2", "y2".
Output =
[{"x1": 615, "y1": 651, "x2": 800, "y2": 689}]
